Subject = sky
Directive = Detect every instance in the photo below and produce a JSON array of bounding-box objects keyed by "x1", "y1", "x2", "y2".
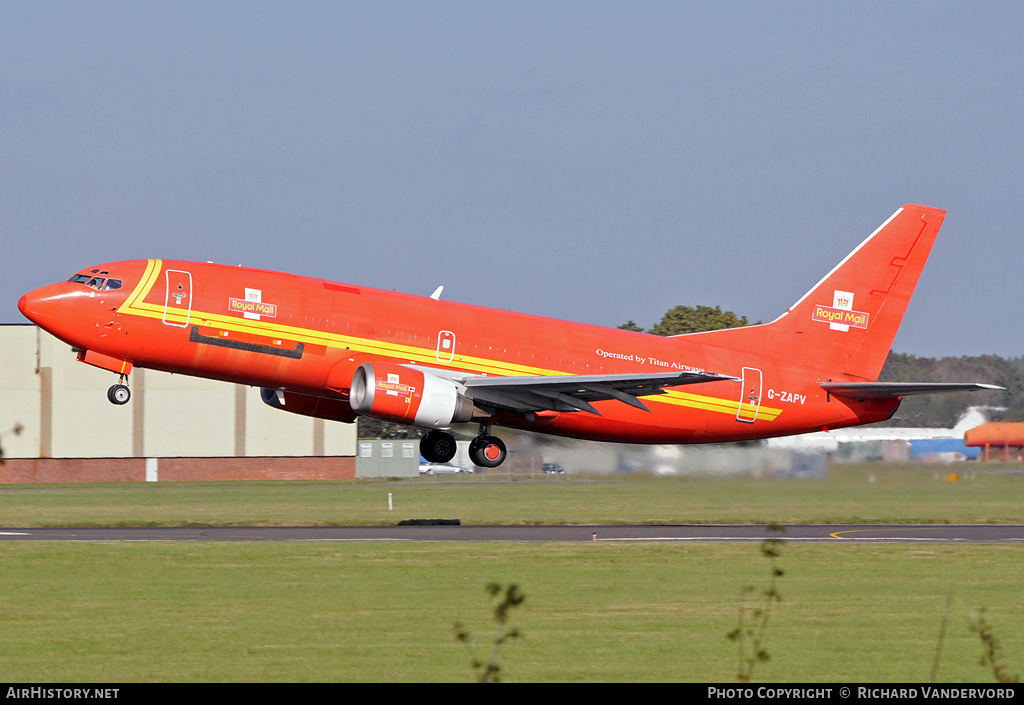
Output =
[{"x1": 2, "y1": 1, "x2": 1022, "y2": 358}]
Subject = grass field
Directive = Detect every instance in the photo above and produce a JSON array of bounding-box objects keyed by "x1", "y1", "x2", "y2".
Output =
[
  {"x1": 0, "y1": 464, "x2": 1021, "y2": 527},
  {"x1": 0, "y1": 541, "x2": 1020, "y2": 682},
  {"x1": 0, "y1": 465, "x2": 1020, "y2": 682}
]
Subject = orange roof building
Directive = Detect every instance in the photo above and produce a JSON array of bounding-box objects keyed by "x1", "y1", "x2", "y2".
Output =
[{"x1": 963, "y1": 422, "x2": 1024, "y2": 461}]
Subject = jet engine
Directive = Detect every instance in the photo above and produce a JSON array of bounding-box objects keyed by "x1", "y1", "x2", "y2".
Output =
[
  {"x1": 260, "y1": 387, "x2": 359, "y2": 423},
  {"x1": 349, "y1": 363, "x2": 475, "y2": 429}
]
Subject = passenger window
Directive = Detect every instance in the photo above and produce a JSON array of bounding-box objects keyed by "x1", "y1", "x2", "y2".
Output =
[{"x1": 102, "y1": 279, "x2": 122, "y2": 291}]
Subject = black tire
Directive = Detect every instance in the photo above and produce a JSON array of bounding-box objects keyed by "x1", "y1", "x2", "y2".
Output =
[
  {"x1": 469, "y1": 435, "x2": 507, "y2": 469},
  {"x1": 420, "y1": 430, "x2": 457, "y2": 463},
  {"x1": 107, "y1": 384, "x2": 131, "y2": 405}
]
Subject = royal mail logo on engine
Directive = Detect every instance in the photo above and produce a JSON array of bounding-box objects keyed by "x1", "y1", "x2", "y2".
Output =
[
  {"x1": 229, "y1": 288, "x2": 277, "y2": 321},
  {"x1": 377, "y1": 372, "x2": 415, "y2": 398},
  {"x1": 812, "y1": 290, "x2": 868, "y2": 332}
]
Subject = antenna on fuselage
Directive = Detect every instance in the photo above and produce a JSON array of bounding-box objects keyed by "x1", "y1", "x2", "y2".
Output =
[{"x1": 430, "y1": 286, "x2": 444, "y2": 300}]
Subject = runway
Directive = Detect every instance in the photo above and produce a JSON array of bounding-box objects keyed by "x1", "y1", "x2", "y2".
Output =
[{"x1": 0, "y1": 524, "x2": 1022, "y2": 543}]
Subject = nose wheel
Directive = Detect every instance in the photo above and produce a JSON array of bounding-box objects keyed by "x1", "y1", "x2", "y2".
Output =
[
  {"x1": 107, "y1": 375, "x2": 131, "y2": 405},
  {"x1": 107, "y1": 384, "x2": 131, "y2": 405}
]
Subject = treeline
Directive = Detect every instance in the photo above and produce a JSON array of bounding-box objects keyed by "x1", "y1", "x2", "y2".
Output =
[
  {"x1": 879, "y1": 353, "x2": 1024, "y2": 427},
  {"x1": 618, "y1": 305, "x2": 753, "y2": 336}
]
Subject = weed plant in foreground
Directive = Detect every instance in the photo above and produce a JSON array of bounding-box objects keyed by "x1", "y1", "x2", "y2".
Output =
[
  {"x1": 729, "y1": 524, "x2": 785, "y2": 681},
  {"x1": 454, "y1": 583, "x2": 526, "y2": 682},
  {"x1": 969, "y1": 608, "x2": 1021, "y2": 683}
]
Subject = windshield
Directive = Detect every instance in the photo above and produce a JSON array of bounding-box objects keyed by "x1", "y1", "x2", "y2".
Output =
[{"x1": 67, "y1": 272, "x2": 122, "y2": 291}]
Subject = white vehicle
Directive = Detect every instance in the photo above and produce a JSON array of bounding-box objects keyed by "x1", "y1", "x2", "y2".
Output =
[{"x1": 419, "y1": 462, "x2": 473, "y2": 475}]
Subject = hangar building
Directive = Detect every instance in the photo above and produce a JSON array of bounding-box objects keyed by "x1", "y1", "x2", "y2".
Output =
[{"x1": 0, "y1": 324, "x2": 356, "y2": 482}]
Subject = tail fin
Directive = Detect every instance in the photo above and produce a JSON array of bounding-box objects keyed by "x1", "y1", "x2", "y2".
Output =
[{"x1": 695, "y1": 204, "x2": 946, "y2": 380}]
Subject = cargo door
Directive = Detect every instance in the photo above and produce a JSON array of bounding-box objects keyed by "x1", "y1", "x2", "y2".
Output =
[
  {"x1": 736, "y1": 367, "x2": 762, "y2": 423},
  {"x1": 163, "y1": 269, "x2": 193, "y2": 328},
  {"x1": 436, "y1": 330, "x2": 456, "y2": 363}
]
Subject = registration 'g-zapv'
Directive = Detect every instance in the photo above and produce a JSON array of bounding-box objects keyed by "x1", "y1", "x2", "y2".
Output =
[{"x1": 19, "y1": 204, "x2": 1000, "y2": 468}]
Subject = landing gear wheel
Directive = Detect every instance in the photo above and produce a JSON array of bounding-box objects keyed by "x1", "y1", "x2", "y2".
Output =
[
  {"x1": 107, "y1": 383, "x2": 131, "y2": 405},
  {"x1": 420, "y1": 430, "x2": 457, "y2": 463},
  {"x1": 469, "y1": 435, "x2": 507, "y2": 469}
]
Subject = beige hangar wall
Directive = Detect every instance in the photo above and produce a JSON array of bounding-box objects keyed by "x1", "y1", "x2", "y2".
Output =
[{"x1": 0, "y1": 324, "x2": 356, "y2": 461}]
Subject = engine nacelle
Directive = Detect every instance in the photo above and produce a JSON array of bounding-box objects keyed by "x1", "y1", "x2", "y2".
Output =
[
  {"x1": 260, "y1": 387, "x2": 358, "y2": 423},
  {"x1": 349, "y1": 363, "x2": 475, "y2": 429}
]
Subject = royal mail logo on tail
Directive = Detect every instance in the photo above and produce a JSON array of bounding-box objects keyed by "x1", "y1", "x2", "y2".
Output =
[
  {"x1": 229, "y1": 288, "x2": 278, "y2": 321},
  {"x1": 812, "y1": 290, "x2": 869, "y2": 332}
]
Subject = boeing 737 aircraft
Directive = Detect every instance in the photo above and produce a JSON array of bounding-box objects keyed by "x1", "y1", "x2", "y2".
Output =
[{"x1": 18, "y1": 204, "x2": 999, "y2": 468}]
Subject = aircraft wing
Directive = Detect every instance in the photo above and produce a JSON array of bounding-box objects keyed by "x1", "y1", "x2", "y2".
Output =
[
  {"x1": 458, "y1": 370, "x2": 739, "y2": 416},
  {"x1": 821, "y1": 382, "x2": 1004, "y2": 401}
]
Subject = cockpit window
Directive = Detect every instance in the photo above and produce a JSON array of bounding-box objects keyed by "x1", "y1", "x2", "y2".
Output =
[
  {"x1": 68, "y1": 273, "x2": 120, "y2": 290},
  {"x1": 68, "y1": 272, "x2": 121, "y2": 288}
]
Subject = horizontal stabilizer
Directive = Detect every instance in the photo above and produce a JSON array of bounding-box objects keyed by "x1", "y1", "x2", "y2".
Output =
[{"x1": 821, "y1": 382, "x2": 1004, "y2": 401}]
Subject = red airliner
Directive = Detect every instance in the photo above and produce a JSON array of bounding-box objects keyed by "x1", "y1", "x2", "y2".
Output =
[{"x1": 18, "y1": 204, "x2": 998, "y2": 468}]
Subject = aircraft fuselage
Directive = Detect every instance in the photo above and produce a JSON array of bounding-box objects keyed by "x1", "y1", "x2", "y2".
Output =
[{"x1": 19, "y1": 256, "x2": 896, "y2": 447}]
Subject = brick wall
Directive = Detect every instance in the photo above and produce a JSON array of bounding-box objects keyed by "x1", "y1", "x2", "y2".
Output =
[{"x1": 0, "y1": 457, "x2": 356, "y2": 484}]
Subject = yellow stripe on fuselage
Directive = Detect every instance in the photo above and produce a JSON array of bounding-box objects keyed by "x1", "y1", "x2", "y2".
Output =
[
  {"x1": 655, "y1": 390, "x2": 781, "y2": 421},
  {"x1": 122, "y1": 258, "x2": 161, "y2": 310},
  {"x1": 117, "y1": 260, "x2": 782, "y2": 421}
]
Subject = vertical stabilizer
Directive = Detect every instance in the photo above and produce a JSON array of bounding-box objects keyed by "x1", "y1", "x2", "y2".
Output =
[{"x1": 769, "y1": 204, "x2": 946, "y2": 379}]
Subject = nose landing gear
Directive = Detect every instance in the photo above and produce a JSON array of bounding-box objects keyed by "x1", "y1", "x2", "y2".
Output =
[{"x1": 107, "y1": 374, "x2": 131, "y2": 405}]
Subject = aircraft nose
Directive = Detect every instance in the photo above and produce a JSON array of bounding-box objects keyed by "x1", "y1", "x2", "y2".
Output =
[{"x1": 19, "y1": 285, "x2": 65, "y2": 327}]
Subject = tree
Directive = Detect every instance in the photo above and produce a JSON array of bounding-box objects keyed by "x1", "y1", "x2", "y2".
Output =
[
  {"x1": 0, "y1": 423, "x2": 23, "y2": 464},
  {"x1": 620, "y1": 305, "x2": 749, "y2": 336},
  {"x1": 357, "y1": 416, "x2": 427, "y2": 440},
  {"x1": 879, "y1": 352, "x2": 1024, "y2": 427}
]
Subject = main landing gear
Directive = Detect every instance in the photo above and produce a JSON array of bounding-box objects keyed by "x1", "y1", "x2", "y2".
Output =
[
  {"x1": 419, "y1": 424, "x2": 508, "y2": 469},
  {"x1": 420, "y1": 429, "x2": 457, "y2": 463},
  {"x1": 106, "y1": 375, "x2": 131, "y2": 405},
  {"x1": 469, "y1": 429, "x2": 507, "y2": 469}
]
